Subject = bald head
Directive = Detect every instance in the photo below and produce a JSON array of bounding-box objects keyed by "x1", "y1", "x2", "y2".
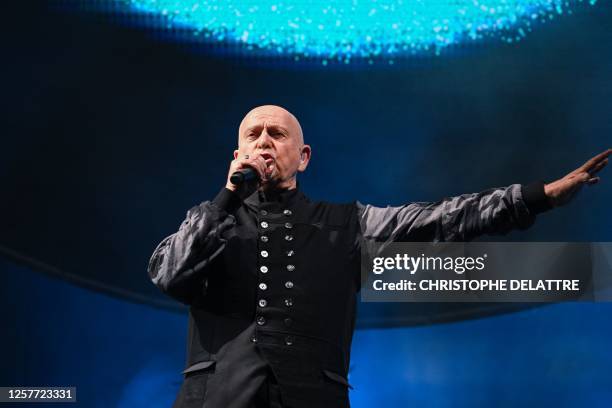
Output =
[{"x1": 238, "y1": 105, "x2": 304, "y2": 146}]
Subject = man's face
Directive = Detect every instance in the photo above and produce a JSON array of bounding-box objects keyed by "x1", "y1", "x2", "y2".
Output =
[{"x1": 236, "y1": 106, "x2": 310, "y2": 189}]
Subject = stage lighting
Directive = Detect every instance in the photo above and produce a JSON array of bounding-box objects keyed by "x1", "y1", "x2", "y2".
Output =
[{"x1": 112, "y1": 0, "x2": 599, "y2": 63}]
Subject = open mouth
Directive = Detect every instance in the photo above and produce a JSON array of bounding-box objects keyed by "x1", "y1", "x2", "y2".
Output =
[
  {"x1": 260, "y1": 152, "x2": 275, "y2": 162},
  {"x1": 259, "y1": 152, "x2": 276, "y2": 174}
]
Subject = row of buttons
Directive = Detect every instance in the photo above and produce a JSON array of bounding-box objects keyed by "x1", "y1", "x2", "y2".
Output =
[
  {"x1": 251, "y1": 334, "x2": 294, "y2": 346},
  {"x1": 258, "y1": 281, "x2": 294, "y2": 290},
  {"x1": 259, "y1": 250, "x2": 295, "y2": 258},
  {"x1": 259, "y1": 264, "x2": 295, "y2": 273},
  {"x1": 255, "y1": 297, "x2": 293, "y2": 310},
  {"x1": 260, "y1": 221, "x2": 294, "y2": 229},
  {"x1": 260, "y1": 209, "x2": 293, "y2": 217},
  {"x1": 261, "y1": 235, "x2": 295, "y2": 244},
  {"x1": 259, "y1": 235, "x2": 294, "y2": 246},
  {"x1": 255, "y1": 207, "x2": 296, "y2": 345},
  {"x1": 256, "y1": 316, "x2": 294, "y2": 327}
]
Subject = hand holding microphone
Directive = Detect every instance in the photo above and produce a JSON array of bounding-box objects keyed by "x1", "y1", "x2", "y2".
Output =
[{"x1": 225, "y1": 153, "x2": 274, "y2": 198}]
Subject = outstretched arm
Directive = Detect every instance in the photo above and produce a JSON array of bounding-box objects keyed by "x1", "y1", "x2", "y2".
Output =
[
  {"x1": 358, "y1": 148, "x2": 610, "y2": 243},
  {"x1": 358, "y1": 183, "x2": 544, "y2": 243}
]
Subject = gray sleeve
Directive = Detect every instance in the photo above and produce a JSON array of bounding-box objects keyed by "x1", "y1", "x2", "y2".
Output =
[
  {"x1": 147, "y1": 200, "x2": 235, "y2": 305},
  {"x1": 357, "y1": 184, "x2": 536, "y2": 243}
]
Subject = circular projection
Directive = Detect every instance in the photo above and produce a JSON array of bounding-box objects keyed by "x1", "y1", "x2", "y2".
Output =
[{"x1": 123, "y1": 0, "x2": 598, "y2": 63}]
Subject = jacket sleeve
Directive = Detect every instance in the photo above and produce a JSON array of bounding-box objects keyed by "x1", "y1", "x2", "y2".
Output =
[
  {"x1": 147, "y1": 188, "x2": 241, "y2": 304},
  {"x1": 357, "y1": 182, "x2": 552, "y2": 243}
]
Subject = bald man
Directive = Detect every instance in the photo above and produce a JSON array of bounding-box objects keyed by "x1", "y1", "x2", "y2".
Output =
[
  {"x1": 148, "y1": 105, "x2": 610, "y2": 408},
  {"x1": 227, "y1": 105, "x2": 311, "y2": 197}
]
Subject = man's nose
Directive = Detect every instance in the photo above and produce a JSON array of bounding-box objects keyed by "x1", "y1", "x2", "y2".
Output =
[{"x1": 256, "y1": 130, "x2": 274, "y2": 148}]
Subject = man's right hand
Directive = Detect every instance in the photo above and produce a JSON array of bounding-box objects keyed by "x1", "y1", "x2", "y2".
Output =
[{"x1": 225, "y1": 154, "x2": 271, "y2": 198}]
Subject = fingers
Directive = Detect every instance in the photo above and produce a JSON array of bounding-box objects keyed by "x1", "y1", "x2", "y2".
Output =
[
  {"x1": 588, "y1": 158, "x2": 608, "y2": 176},
  {"x1": 586, "y1": 176, "x2": 601, "y2": 185},
  {"x1": 580, "y1": 148, "x2": 612, "y2": 172},
  {"x1": 577, "y1": 156, "x2": 608, "y2": 188},
  {"x1": 244, "y1": 156, "x2": 268, "y2": 181},
  {"x1": 234, "y1": 154, "x2": 268, "y2": 181}
]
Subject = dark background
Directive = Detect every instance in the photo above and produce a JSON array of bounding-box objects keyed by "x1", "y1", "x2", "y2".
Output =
[{"x1": 1, "y1": 0, "x2": 611, "y2": 406}]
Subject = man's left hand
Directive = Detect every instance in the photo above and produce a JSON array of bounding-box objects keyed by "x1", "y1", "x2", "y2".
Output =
[{"x1": 544, "y1": 148, "x2": 611, "y2": 207}]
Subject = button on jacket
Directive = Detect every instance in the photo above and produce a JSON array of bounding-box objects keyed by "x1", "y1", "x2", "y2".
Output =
[{"x1": 148, "y1": 182, "x2": 551, "y2": 408}]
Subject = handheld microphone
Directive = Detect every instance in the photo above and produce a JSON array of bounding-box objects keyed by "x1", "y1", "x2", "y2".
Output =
[{"x1": 230, "y1": 168, "x2": 259, "y2": 186}]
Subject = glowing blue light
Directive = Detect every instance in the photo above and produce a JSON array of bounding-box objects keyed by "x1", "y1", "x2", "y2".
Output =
[{"x1": 122, "y1": 0, "x2": 597, "y2": 61}]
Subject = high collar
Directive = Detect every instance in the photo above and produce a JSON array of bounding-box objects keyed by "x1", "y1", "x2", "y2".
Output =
[{"x1": 244, "y1": 184, "x2": 305, "y2": 209}]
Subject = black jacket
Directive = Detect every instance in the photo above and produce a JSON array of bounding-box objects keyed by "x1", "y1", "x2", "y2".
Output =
[{"x1": 148, "y1": 182, "x2": 550, "y2": 407}]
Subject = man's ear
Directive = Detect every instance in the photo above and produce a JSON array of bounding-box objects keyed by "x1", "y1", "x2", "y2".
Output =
[
  {"x1": 298, "y1": 145, "x2": 312, "y2": 172},
  {"x1": 233, "y1": 150, "x2": 239, "y2": 160}
]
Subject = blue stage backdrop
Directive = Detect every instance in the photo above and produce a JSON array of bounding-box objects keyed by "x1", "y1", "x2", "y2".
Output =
[{"x1": 1, "y1": 0, "x2": 611, "y2": 406}]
